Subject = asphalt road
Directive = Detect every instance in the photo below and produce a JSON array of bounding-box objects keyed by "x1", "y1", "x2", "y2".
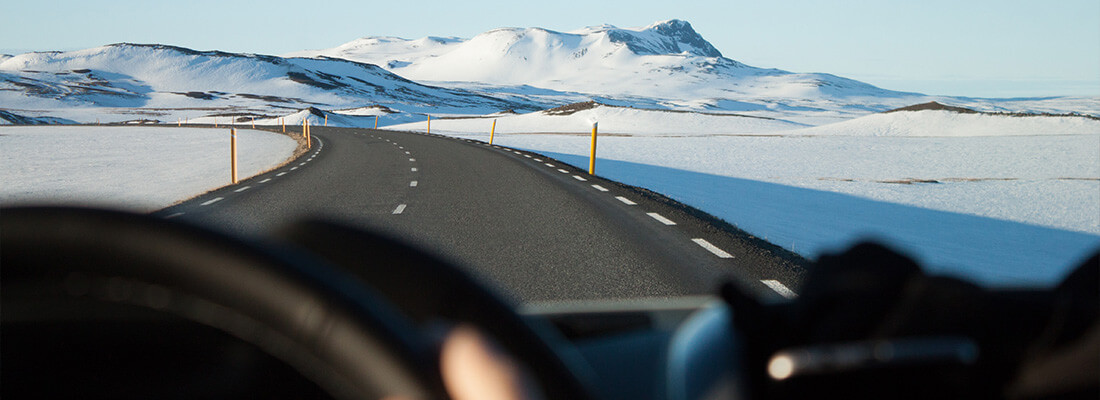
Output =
[{"x1": 156, "y1": 127, "x2": 806, "y2": 303}]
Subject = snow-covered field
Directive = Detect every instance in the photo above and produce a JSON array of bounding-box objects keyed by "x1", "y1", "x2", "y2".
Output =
[
  {"x1": 396, "y1": 110, "x2": 1100, "y2": 287},
  {"x1": 0, "y1": 126, "x2": 297, "y2": 211}
]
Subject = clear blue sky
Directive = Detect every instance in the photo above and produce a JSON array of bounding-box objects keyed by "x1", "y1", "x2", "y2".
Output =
[{"x1": 2, "y1": 0, "x2": 1097, "y2": 98}]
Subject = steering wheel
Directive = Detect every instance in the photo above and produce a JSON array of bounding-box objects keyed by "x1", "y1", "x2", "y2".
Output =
[
  {"x1": 2, "y1": 206, "x2": 596, "y2": 399},
  {"x1": 1, "y1": 207, "x2": 445, "y2": 399}
]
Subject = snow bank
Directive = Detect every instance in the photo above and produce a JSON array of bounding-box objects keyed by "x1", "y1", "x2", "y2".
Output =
[
  {"x1": 792, "y1": 110, "x2": 1100, "y2": 137},
  {"x1": 389, "y1": 104, "x2": 805, "y2": 135},
  {"x1": 0, "y1": 126, "x2": 297, "y2": 211}
]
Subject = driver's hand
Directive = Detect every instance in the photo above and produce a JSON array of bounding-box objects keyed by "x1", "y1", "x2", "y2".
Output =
[{"x1": 439, "y1": 324, "x2": 545, "y2": 400}]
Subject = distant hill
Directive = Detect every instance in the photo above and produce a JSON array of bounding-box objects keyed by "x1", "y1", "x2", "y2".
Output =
[
  {"x1": 0, "y1": 43, "x2": 539, "y2": 116},
  {"x1": 290, "y1": 20, "x2": 922, "y2": 113}
]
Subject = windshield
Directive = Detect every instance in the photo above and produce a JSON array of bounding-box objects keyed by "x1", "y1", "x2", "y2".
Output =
[{"x1": 2, "y1": 1, "x2": 1097, "y2": 302}]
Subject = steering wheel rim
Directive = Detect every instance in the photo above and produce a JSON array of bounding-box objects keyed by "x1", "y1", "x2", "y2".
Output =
[
  {"x1": 280, "y1": 219, "x2": 599, "y2": 400},
  {"x1": 1, "y1": 207, "x2": 447, "y2": 400}
]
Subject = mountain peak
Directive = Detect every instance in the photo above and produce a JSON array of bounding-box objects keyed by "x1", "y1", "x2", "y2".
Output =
[{"x1": 603, "y1": 19, "x2": 722, "y2": 58}]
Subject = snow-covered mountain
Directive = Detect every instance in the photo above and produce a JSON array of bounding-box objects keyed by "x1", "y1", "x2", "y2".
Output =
[
  {"x1": 290, "y1": 20, "x2": 918, "y2": 115},
  {"x1": 290, "y1": 19, "x2": 1098, "y2": 123},
  {"x1": 0, "y1": 43, "x2": 537, "y2": 124},
  {"x1": 2, "y1": 20, "x2": 1096, "y2": 126}
]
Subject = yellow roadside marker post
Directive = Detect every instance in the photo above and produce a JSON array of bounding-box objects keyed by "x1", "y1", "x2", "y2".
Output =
[
  {"x1": 490, "y1": 119, "x2": 496, "y2": 144},
  {"x1": 251, "y1": 116, "x2": 255, "y2": 129},
  {"x1": 374, "y1": 115, "x2": 379, "y2": 129},
  {"x1": 427, "y1": 114, "x2": 431, "y2": 134},
  {"x1": 588, "y1": 122, "x2": 598, "y2": 175},
  {"x1": 324, "y1": 114, "x2": 328, "y2": 127},
  {"x1": 214, "y1": 117, "x2": 218, "y2": 128},
  {"x1": 230, "y1": 128, "x2": 238, "y2": 184}
]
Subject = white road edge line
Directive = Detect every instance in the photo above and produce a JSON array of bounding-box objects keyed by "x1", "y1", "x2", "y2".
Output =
[
  {"x1": 692, "y1": 238, "x2": 734, "y2": 258},
  {"x1": 591, "y1": 184, "x2": 609, "y2": 192},
  {"x1": 647, "y1": 212, "x2": 677, "y2": 225},
  {"x1": 761, "y1": 280, "x2": 798, "y2": 299},
  {"x1": 410, "y1": 181, "x2": 418, "y2": 187},
  {"x1": 615, "y1": 196, "x2": 637, "y2": 205},
  {"x1": 165, "y1": 212, "x2": 184, "y2": 219},
  {"x1": 573, "y1": 175, "x2": 587, "y2": 181},
  {"x1": 392, "y1": 204, "x2": 407, "y2": 214},
  {"x1": 201, "y1": 197, "x2": 224, "y2": 206},
  {"x1": 234, "y1": 186, "x2": 251, "y2": 193}
]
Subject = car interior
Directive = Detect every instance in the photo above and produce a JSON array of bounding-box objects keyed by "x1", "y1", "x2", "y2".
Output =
[{"x1": 2, "y1": 206, "x2": 1097, "y2": 400}]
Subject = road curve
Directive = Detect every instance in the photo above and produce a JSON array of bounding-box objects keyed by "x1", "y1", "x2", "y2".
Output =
[{"x1": 156, "y1": 127, "x2": 806, "y2": 303}]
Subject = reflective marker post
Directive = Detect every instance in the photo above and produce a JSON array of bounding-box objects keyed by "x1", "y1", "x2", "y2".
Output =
[
  {"x1": 588, "y1": 122, "x2": 598, "y2": 175},
  {"x1": 490, "y1": 119, "x2": 497, "y2": 144},
  {"x1": 230, "y1": 128, "x2": 238, "y2": 184}
]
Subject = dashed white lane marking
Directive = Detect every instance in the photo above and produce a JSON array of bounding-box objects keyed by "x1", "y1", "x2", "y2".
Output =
[
  {"x1": 545, "y1": 163, "x2": 555, "y2": 167},
  {"x1": 692, "y1": 238, "x2": 734, "y2": 258},
  {"x1": 761, "y1": 280, "x2": 798, "y2": 299},
  {"x1": 409, "y1": 158, "x2": 416, "y2": 162},
  {"x1": 276, "y1": 172, "x2": 287, "y2": 176},
  {"x1": 299, "y1": 162, "x2": 307, "y2": 166},
  {"x1": 513, "y1": 151, "x2": 522, "y2": 155},
  {"x1": 290, "y1": 167, "x2": 298, "y2": 170},
  {"x1": 411, "y1": 167, "x2": 418, "y2": 172},
  {"x1": 615, "y1": 196, "x2": 637, "y2": 205},
  {"x1": 201, "y1": 197, "x2": 224, "y2": 206},
  {"x1": 524, "y1": 154, "x2": 532, "y2": 158},
  {"x1": 534, "y1": 158, "x2": 543, "y2": 162},
  {"x1": 405, "y1": 151, "x2": 410, "y2": 154},
  {"x1": 592, "y1": 184, "x2": 609, "y2": 192},
  {"x1": 647, "y1": 212, "x2": 677, "y2": 225},
  {"x1": 557, "y1": 169, "x2": 570, "y2": 174},
  {"x1": 165, "y1": 212, "x2": 184, "y2": 219},
  {"x1": 260, "y1": 178, "x2": 272, "y2": 183},
  {"x1": 392, "y1": 204, "x2": 407, "y2": 214},
  {"x1": 573, "y1": 175, "x2": 587, "y2": 181},
  {"x1": 234, "y1": 186, "x2": 251, "y2": 193},
  {"x1": 410, "y1": 181, "x2": 418, "y2": 187}
]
